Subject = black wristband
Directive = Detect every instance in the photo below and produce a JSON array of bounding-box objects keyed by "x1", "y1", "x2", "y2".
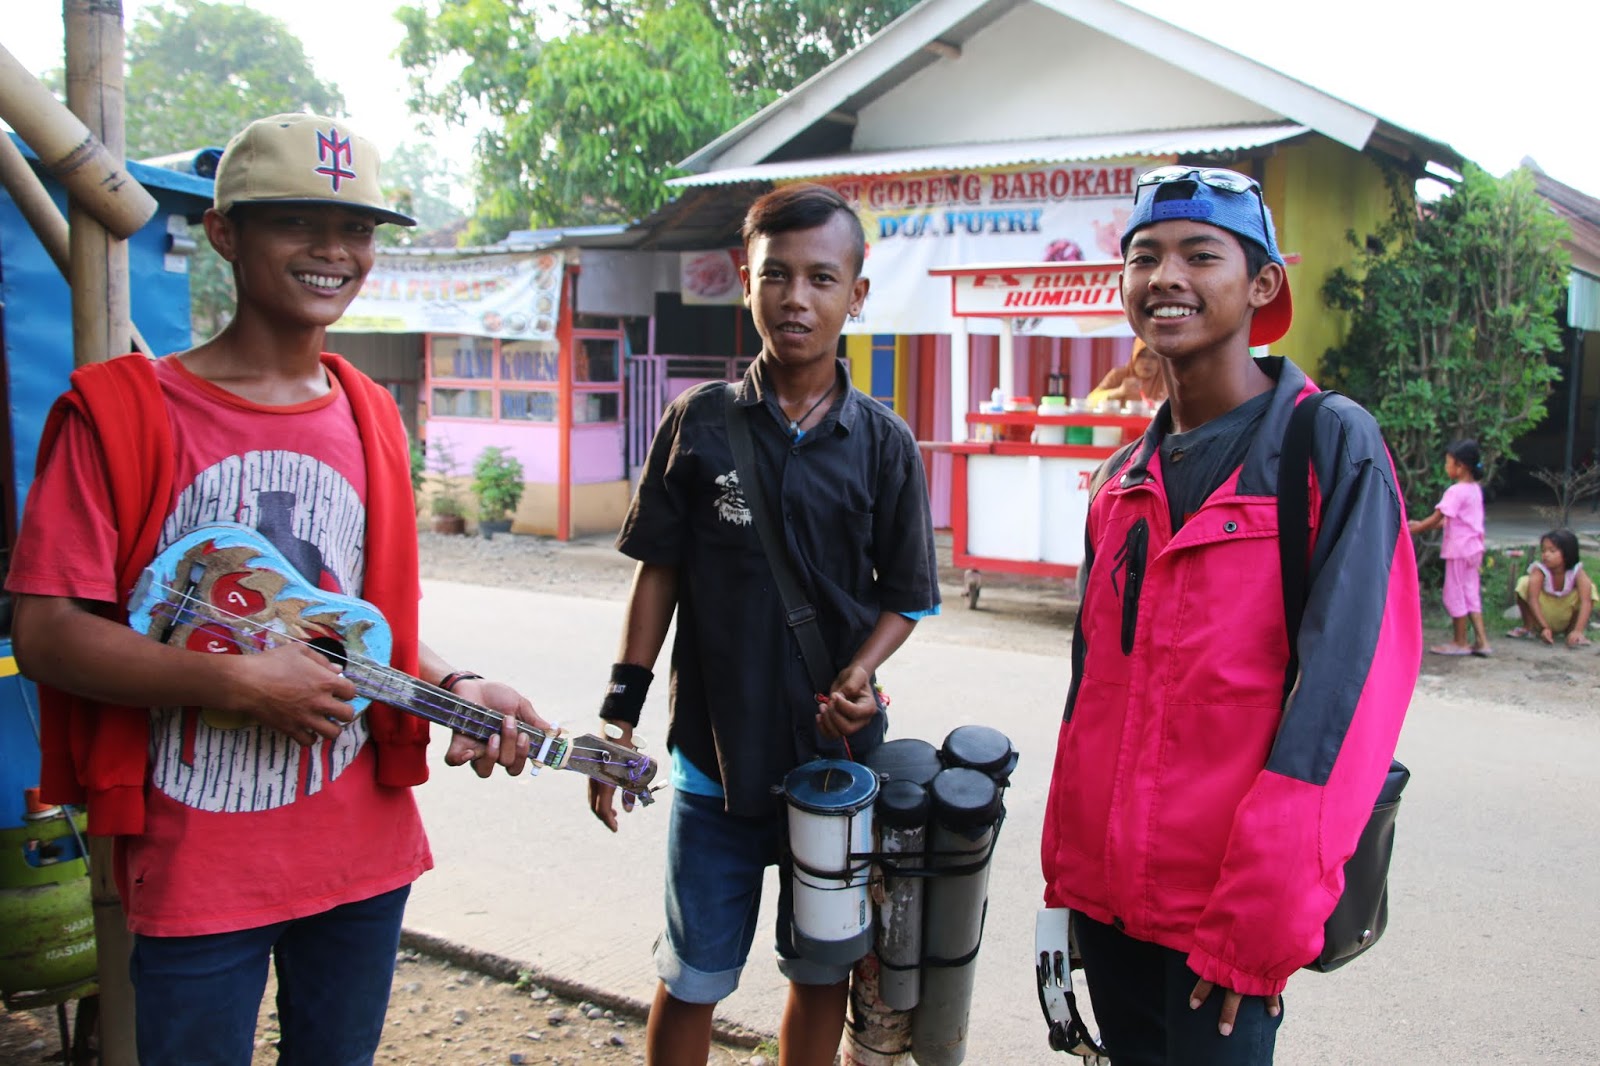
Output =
[
  {"x1": 439, "y1": 671, "x2": 482, "y2": 692},
  {"x1": 600, "y1": 662, "x2": 653, "y2": 727}
]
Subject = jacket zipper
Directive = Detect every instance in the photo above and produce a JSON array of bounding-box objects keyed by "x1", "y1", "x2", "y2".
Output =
[{"x1": 1119, "y1": 518, "x2": 1148, "y2": 655}]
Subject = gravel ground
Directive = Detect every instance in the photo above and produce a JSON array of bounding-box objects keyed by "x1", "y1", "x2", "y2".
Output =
[{"x1": 4, "y1": 529, "x2": 1595, "y2": 1063}]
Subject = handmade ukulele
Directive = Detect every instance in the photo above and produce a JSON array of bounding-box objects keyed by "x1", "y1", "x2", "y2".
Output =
[{"x1": 126, "y1": 523, "x2": 657, "y2": 803}]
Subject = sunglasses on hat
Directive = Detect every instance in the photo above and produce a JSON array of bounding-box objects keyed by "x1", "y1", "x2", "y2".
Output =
[{"x1": 1134, "y1": 166, "x2": 1270, "y2": 247}]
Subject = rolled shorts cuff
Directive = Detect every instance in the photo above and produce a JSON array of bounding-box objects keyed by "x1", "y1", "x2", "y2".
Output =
[
  {"x1": 654, "y1": 934, "x2": 743, "y2": 1004},
  {"x1": 776, "y1": 950, "x2": 852, "y2": 988}
]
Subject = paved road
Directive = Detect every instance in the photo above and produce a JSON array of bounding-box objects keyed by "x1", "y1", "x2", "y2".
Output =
[{"x1": 409, "y1": 580, "x2": 1600, "y2": 1064}]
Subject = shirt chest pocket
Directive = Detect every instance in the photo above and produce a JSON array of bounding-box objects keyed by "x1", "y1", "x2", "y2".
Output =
[{"x1": 1160, "y1": 504, "x2": 1290, "y2": 683}]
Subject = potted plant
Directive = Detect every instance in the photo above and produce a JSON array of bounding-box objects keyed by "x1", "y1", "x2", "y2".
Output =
[
  {"x1": 471, "y1": 446, "x2": 525, "y2": 539},
  {"x1": 426, "y1": 438, "x2": 467, "y2": 534}
]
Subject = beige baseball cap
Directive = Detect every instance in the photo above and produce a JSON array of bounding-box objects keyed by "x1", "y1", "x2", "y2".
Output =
[{"x1": 213, "y1": 113, "x2": 416, "y2": 226}]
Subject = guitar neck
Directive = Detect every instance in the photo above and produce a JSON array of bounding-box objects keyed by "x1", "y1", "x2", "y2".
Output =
[{"x1": 340, "y1": 659, "x2": 570, "y2": 769}]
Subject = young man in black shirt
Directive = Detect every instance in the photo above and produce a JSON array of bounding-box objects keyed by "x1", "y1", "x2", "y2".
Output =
[{"x1": 588, "y1": 184, "x2": 940, "y2": 1065}]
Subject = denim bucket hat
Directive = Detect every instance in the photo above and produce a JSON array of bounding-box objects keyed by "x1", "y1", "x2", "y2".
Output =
[{"x1": 1120, "y1": 167, "x2": 1292, "y2": 346}]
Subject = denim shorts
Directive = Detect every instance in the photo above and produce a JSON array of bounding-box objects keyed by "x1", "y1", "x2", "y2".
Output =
[{"x1": 655, "y1": 789, "x2": 852, "y2": 1004}]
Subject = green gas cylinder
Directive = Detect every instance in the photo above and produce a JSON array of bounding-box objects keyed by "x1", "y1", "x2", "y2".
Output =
[{"x1": 0, "y1": 800, "x2": 97, "y2": 1002}]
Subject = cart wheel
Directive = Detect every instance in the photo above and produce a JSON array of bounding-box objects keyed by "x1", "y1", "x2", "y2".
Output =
[{"x1": 964, "y1": 570, "x2": 981, "y2": 609}]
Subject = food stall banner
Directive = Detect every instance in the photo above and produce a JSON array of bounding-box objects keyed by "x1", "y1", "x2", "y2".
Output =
[
  {"x1": 803, "y1": 159, "x2": 1166, "y2": 337},
  {"x1": 335, "y1": 250, "x2": 564, "y2": 339}
]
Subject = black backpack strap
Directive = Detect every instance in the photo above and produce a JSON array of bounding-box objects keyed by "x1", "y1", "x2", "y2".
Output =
[
  {"x1": 724, "y1": 384, "x2": 836, "y2": 694},
  {"x1": 1277, "y1": 390, "x2": 1335, "y2": 705}
]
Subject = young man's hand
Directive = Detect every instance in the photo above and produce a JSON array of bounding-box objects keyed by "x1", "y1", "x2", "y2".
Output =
[
  {"x1": 1189, "y1": 977, "x2": 1282, "y2": 1036},
  {"x1": 817, "y1": 664, "x2": 878, "y2": 740},
  {"x1": 441, "y1": 678, "x2": 551, "y2": 778},
  {"x1": 233, "y1": 644, "x2": 358, "y2": 746},
  {"x1": 587, "y1": 719, "x2": 639, "y2": 832}
]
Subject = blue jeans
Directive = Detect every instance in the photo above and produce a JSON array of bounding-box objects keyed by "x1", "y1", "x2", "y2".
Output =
[
  {"x1": 656, "y1": 789, "x2": 850, "y2": 1004},
  {"x1": 1074, "y1": 912, "x2": 1284, "y2": 1066},
  {"x1": 130, "y1": 885, "x2": 410, "y2": 1065}
]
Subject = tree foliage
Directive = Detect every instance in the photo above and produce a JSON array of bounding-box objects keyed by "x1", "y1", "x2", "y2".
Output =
[
  {"x1": 582, "y1": 0, "x2": 920, "y2": 100},
  {"x1": 118, "y1": 0, "x2": 348, "y2": 341},
  {"x1": 396, "y1": 0, "x2": 919, "y2": 238},
  {"x1": 1321, "y1": 164, "x2": 1570, "y2": 520},
  {"x1": 379, "y1": 141, "x2": 469, "y2": 246},
  {"x1": 399, "y1": 0, "x2": 744, "y2": 239},
  {"x1": 124, "y1": 0, "x2": 345, "y2": 157}
]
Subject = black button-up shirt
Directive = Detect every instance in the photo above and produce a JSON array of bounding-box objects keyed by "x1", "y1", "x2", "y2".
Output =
[{"x1": 617, "y1": 359, "x2": 941, "y2": 815}]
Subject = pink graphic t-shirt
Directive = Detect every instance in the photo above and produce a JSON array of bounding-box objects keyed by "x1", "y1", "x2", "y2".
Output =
[
  {"x1": 8, "y1": 356, "x2": 432, "y2": 936},
  {"x1": 1436, "y1": 481, "x2": 1486, "y2": 560}
]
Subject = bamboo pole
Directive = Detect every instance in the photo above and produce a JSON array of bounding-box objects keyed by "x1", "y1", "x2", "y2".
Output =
[
  {"x1": 0, "y1": 132, "x2": 69, "y2": 274},
  {"x1": 65, "y1": 0, "x2": 140, "y2": 1058},
  {"x1": 66, "y1": 0, "x2": 136, "y2": 369},
  {"x1": 0, "y1": 41, "x2": 155, "y2": 239}
]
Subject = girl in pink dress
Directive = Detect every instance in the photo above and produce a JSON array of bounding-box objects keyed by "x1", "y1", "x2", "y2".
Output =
[{"x1": 1409, "y1": 439, "x2": 1490, "y2": 656}]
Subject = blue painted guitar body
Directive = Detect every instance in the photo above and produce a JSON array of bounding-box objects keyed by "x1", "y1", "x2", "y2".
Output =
[{"x1": 127, "y1": 523, "x2": 657, "y2": 799}]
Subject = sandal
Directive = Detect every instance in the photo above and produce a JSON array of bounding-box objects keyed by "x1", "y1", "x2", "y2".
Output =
[
  {"x1": 1471, "y1": 646, "x2": 1493, "y2": 657},
  {"x1": 1506, "y1": 626, "x2": 1531, "y2": 639},
  {"x1": 1428, "y1": 644, "x2": 1472, "y2": 656}
]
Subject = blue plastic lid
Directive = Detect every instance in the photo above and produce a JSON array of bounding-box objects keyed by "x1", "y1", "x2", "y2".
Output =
[{"x1": 782, "y1": 759, "x2": 879, "y2": 815}]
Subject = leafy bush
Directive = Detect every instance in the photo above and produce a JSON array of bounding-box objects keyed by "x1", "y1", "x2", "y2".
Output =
[
  {"x1": 471, "y1": 446, "x2": 525, "y2": 521},
  {"x1": 1321, "y1": 164, "x2": 1570, "y2": 523},
  {"x1": 426, "y1": 438, "x2": 466, "y2": 518}
]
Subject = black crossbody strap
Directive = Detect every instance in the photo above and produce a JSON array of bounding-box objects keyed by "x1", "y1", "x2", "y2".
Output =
[
  {"x1": 724, "y1": 384, "x2": 837, "y2": 694},
  {"x1": 1277, "y1": 389, "x2": 1335, "y2": 705}
]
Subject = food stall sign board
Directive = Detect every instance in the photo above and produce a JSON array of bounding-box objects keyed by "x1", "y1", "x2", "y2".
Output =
[{"x1": 929, "y1": 260, "x2": 1124, "y2": 319}]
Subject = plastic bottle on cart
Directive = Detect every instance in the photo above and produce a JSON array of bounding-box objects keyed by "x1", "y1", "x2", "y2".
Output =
[{"x1": 1034, "y1": 396, "x2": 1068, "y2": 444}]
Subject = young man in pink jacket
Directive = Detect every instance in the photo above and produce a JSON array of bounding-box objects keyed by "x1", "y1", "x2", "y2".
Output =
[{"x1": 1041, "y1": 168, "x2": 1421, "y2": 1064}]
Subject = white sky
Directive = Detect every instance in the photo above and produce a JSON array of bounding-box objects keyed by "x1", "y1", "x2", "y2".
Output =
[{"x1": 7, "y1": 0, "x2": 1599, "y2": 198}]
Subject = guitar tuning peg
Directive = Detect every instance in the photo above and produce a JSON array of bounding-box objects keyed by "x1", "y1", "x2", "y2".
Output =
[
  {"x1": 631, "y1": 734, "x2": 648, "y2": 750},
  {"x1": 603, "y1": 722, "x2": 625, "y2": 740}
]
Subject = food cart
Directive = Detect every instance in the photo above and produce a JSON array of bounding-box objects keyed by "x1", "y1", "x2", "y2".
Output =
[{"x1": 922, "y1": 261, "x2": 1145, "y2": 606}]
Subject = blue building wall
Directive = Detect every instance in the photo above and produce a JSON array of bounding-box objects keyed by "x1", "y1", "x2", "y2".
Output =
[{"x1": 0, "y1": 136, "x2": 212, "y2": 828}]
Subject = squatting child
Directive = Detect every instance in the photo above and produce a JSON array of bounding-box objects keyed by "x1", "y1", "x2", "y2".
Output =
[{"x1": 1508, "y1": 528, "x2": 1594, "y2": 647}]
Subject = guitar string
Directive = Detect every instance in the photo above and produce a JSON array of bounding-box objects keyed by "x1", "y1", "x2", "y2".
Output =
[
  {"x1": 148, "y1": 599, "x2": 652, "y2": 786},
  {"x1": 144, "y1": 586, "x2": 586, "y2": 750},
  {"x1": 141, "y1": 589, "x2": 655, "y2": 786}
]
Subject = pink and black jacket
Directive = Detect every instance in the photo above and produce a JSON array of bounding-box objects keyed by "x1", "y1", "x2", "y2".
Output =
[{"x1": 1041, "y1": 357, "x2": 1422, "y2": 996}]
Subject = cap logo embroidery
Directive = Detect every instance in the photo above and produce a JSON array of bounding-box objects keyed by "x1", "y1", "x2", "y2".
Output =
[{"x1": 314, "y1": 127, "x2": 357, "y2": 192}]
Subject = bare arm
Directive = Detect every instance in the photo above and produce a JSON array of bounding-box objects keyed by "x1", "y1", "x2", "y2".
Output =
[
  {"x1": 12, "y1": 593, "x2": 357, "y2": 745},
  {"x1": 819, "y1": 612, "x2": 917, "y2": 740},
  {"x1": 417, "y1": 640, "x2": 551, "y2": 778},
  {"x1": 1570, "y1": 570, "x2": 1594, "y2": 646},
  {"x1": 614, "y1": 561, "x2": 680, "y2": 672},
  {"x1": 589, "y1": 561, "x2": 678, "y2": 831},
  {"x1": 1522, "y1": 567, "x2": 1554, "y2": 641},
  {"x1": 1407, "y1": 508, "x2": 1444, "y2": 534}
]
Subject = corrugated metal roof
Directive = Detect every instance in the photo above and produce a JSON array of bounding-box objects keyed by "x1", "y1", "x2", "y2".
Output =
[{"x1": 669, "y1": 123, "x2": 1309, "y2": 187}]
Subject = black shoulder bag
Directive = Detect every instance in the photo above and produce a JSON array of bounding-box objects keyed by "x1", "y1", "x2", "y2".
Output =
[
  {"x1": 1278, "y1": 390, "x2": 1410, "y2": 973},
  {"x1": 723, "y1": 384, "x2": 836, "y2": 696}
]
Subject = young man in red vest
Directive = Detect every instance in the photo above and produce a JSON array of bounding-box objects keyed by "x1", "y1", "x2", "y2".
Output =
[{"x1": 7, "y1": 113, "x2": 546, "y2": 1064}]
